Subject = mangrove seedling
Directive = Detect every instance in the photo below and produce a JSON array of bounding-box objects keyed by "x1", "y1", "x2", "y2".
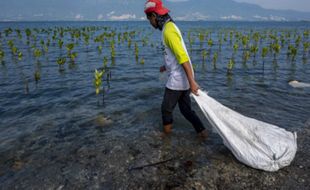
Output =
[
  {"x1": 103, "y1": 56, "x2": 108, "y2": 68},
  {"x1": 140, "y1": 58, "x2": 145, "y2": 65},
  {"x1": 66, "y1": 43, "x2": 74, "y2": 54},
  {"x1": 57, "y1": 57, "x2": 66, "y2": 71},
  {"x1": 213, "y1": 52, "x2": 218, "y2": 69},
  {"x1": 303, "y1": 42, "x2": 309, "y2": 57},
  {"x1": 34, "y1": 49, "x2": 42, "y2": 58},
  {"x1": 272, "y1": 43, "x2": 281, "y2": 60},
  {"x1": 11, "y1": 46, "x2": 18, "y2": 56},
  {"x1": 213, "y1": 52, "x2": 218, "y2": 63},
  {"x1": 199, "y1": 33, "x2": 204, "y2": 48},
  {"x1": 253, "y1": 32, "x2": 260, "y2": 45},
  {"x1": 242, "y1": 51, "x2": 251, "y2": 64},
  {"x1": 70, "y1": 52, "x2": 78, "y2": 62},
  {"x1": 4, "y1": 28, "x2": 13, "y2": 37},
  {"x1": 0, "y1": 50, "x2": 4, "y2": 63},
  {"x1": 134, "y1": 42, "x2": 139, "y2": 60},
  {"x1": 7, "y1": 40, "x2": 14, "y2": 49},
  {"x1": 242, "y1": 35, "x2": 249, "y2": 49},
  {"x1": 111, "y1": 41, "x2": 116, "y2": 59},
  {"x1": 208, "y1": 38, "x2": 213, "y2": 49},
  {"x1": 18, "y1": 51, "x2": 23, "y2": 61},
  {"x1": 16, "y1": 29, "x2": 22, "y2": 39},
  {"x1": 83, "y1": 32, "x2": 90, "y2": 46},
  {"x1": 94, "y1": 69, "x2": 104, "y2": 95},
  {"x1": 262, "y1": 47, "x2": 269, "y2": 60},
  {"x1": 290, "y1": 46, "x2": 298, "y2": 61},
  {"x1": 58, "y1": 39, "x2": 64, "y2": 49},
  {"x1": 34, "y1": 70, "x2": 41, "y2": 83},
  {"x1": 97, "y1": 45, "x2": 103, "y2": 54},
  {"x1": 227, "y1": 59, "x2": 235, "y2": 75},
  {"x1": 250, "y1": 45, "x2": 259, "y2": 58},
  {"x1": 295, "y1": 35, "x2": 301, "y2": 47},
  {"x1": 233, "y1": 43, "x2": 239, "y2": 54},
  {"x1": 202, "y1": 49, "x2": 208, "y2": 63}
]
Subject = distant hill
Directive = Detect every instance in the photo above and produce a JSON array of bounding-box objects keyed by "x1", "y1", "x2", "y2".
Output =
[{"x1": 0, "y1": 0, "x2": 309, "y2": 21}]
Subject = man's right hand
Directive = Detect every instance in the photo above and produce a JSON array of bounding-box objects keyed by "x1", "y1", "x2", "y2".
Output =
[{"x1": 160, "y1": 65, "x2": 166, "y2": 73}]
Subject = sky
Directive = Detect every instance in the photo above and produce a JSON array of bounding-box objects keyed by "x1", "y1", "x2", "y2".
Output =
[
  {"x1": 169, "y1": 0, "x2": 310, "y2": 12},
  {"x1": 233, "y1": 0, "x2": 310, "y2": 12},
  {"x1": 0, "y1": 0, "x2": 309, "y2": 21}
]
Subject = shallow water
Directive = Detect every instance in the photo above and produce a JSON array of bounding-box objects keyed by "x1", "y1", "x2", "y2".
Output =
[{"x1": 0, "y1": 21, "x2": 309, "y2": 188}]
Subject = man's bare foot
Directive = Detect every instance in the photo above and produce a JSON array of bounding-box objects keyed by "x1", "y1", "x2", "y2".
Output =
[
  {"x1": 163, "y1": 124, "x2": 172, "y2": 134},
  {"x1": 198, "y1": 129, "x2": 208, "y2": 139}
]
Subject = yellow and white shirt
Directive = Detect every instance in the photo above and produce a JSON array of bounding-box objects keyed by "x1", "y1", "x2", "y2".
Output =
[{"x1": 162, "y1": 21, "x2": 193, "y2": 90}]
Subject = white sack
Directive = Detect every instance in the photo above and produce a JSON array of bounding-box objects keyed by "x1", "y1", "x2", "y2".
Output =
[{"x1": 192, "y1": 90, "x2": 297, "y2": 172}]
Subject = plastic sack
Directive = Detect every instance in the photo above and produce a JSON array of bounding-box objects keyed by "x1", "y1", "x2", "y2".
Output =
[{"x1": 192, "y1": 90, "x2": 297, "y2": 172}]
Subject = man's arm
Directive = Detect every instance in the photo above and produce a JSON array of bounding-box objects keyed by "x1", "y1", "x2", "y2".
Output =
[{"x1": 181, "y1": 61, "x2": 199, "y2": 95}]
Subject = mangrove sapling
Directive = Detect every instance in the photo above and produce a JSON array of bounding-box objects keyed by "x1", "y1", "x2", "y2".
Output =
[
  {"x1": 34, "y1": 70, "x2": 41, "y2": 83},
  {"x1": 57, "y1": 57, "x2": 66, "y2": 72},
  {"x1": 111, "y1": 41, "x2": 116, "y2": 60},
  {"x1": 207, "y1": 38, "x2": 213, "y2": 52},
  {"x1": 18, "y1": 51, "x2": 23, "y2": 61},
  {"x1": 242, "y1": 51, "x2": 250, "y2": 68},
  {"x1": 227, "y1": 59, "x2": 235, "y2": 75},
  {"x1": 66, "y1": 43, "x2": 74, "y2": 54},
  {"x1": 0, "y1": 49, "x2": 4, "y2": 64},
  {"x1": 212, "y1": 52, "x2": 218, "y2": 70},
  {"x1": 33, "y1": 48, "x2": 42, "y2": 59},
  {"x1": 94, "y1": 69, "x2": 105, "y2": 104},
  {"x1": 58, "y1": 39, "x2": 64, "y2": 49},
  {"x1": 66, "y1": 43, "x2": 77, "y2": 62},
  {"x1": 290, "y1": 46, "x2": 298, "y2": 62},
  {"x1": 202, "y1": 49, "x2": 207, "y2": 64},
  {"x1": 83, "y1": 32, "x2": 90, "y2": 48},
  {"x1": 140, "y1": 58, "x2": 145, "y2": 65},
  {"x1": 229, "y1": 31, "x2": 233, "y2": 45},
  {"x1": 272, "y1": 43, "x2": 281, "y2": 60},
  {"x1": 134, "y1": 42, "x2": 139, "y2": 62},
  {"x1": 4, "y1": 28, "x2": 13, "y2": 37},
  {"x1": 103, "y1": 56, "x2": 108, "y2": 69},
  {"x1": 97, "y1": 45, "x2": 103, "y2": 55},
  {"x1": 302, "y1": 42, "x2": 310, "y2": 60},
  {"x1": 261, "y1": 47, "x2": 269, "y2": 71},
  {"x1": 25, "y1": 28, "x2": 32, "y2": 45},
  {"x1": 250, "y1": 45, "x2": 259, "y2": 59},
  {"x1": 69, "y1": 52, "x2": 78, "y2": 63},
  {"x1": 218, "y1": 37, "x2": 223, "y2": 51},
  {"x1": 233, "y1": 42, "x2": 239, "y2": 58},
  {"x1": 199, "y1": 33, "x2": 204, "y2": 48},
  {"x1": 253, "y1": 32, "x2": 260, "y2": 46},
  {"x1": 295, "y1": 35, "x2": 302, "y2": 48},
  {"x1": 280, "y1": 34, "x2": 286, "y2": 46},
  {"x1": 16, "y1": 29, "x2": 22, "y2": 40},
  {"x1": 11, "y1": 46, "x2": 18, "y2": 56}
]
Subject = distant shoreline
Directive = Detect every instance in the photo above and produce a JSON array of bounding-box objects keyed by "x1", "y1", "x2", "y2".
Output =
[{"x1": 0, "y1": 20, "x2": 309, "y2": 23}]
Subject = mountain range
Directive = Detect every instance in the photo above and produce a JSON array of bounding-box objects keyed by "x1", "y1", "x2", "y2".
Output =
[{"x1": 0, "y1": 0, "x2": 309, "y2": 21}]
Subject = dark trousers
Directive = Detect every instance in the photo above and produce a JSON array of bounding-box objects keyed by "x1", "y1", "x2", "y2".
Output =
[{"x1": 161, "y1": 87, "x2": 205, "y2": 133}]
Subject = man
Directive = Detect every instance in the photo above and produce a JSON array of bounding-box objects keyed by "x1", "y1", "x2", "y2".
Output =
[{"x1": 144, "y1": 0, "x2": 208, "y2": 138}]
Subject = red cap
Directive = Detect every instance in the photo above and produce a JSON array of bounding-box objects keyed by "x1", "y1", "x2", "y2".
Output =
[{"x1": 144, "y1": 0, "x2": 170, "y2": 15}]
